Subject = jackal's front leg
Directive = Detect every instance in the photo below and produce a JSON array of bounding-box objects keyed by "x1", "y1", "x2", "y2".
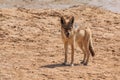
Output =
[
  {"x1": 63, "y1": 42, "x2": 68, "y2": 65},
  {"x1": 71, "y1": 44, "x2": 74, "y2": 66}
]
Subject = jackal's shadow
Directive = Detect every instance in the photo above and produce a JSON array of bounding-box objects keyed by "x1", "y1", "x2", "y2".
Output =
[
  {"x1": 41, "y1": 63, "x2": 80, "y2": 68},
  {"x1": 41, "y1": 63, "x2": 67, "y2": 68}
]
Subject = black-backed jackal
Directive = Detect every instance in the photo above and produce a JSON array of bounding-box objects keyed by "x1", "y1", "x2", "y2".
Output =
[{"x1": 60, "y1": 16, "x2": 95, "y2": 66}]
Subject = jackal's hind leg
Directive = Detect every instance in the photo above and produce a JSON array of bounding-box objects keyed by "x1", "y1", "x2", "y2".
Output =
[
  {"x1": 81, "y1": 53, "x2": 86, "y2": 64},
  {"x1": 83, "y1": 41, "x2": 90, "y2": 65},
  {"x1": 79, "y1": 43, "x2": 86, "y2": 64}
]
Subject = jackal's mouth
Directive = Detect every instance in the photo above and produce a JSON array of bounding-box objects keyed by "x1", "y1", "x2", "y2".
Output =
[{"x1": 65, "y1": 32, "x2": 69, "y2": 38}]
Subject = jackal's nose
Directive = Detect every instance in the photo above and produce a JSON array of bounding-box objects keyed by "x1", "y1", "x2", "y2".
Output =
[{"x1": 66, "y1": 32, "x2": 69, "y2": 38}]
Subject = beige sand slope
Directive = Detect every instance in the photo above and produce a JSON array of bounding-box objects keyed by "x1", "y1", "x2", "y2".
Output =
[{"x1": 0, "y1": 5, "x2": 120, "y2": 80}]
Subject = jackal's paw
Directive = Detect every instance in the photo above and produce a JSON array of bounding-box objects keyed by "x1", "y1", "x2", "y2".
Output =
[
  {"x1": 80, "y1": 61, "x2": 84, "y2": 64},
  {"x1": 70, "y1": 64, "x2": 74, "y2": 66},
  {"x1": 62, "y1": 62, "x2": 67, "y2": 65},
  {"x1": 83, "y1": 63, "x2": 88, "y2": 66}
]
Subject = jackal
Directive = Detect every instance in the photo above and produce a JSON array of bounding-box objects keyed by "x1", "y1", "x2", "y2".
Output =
[{"x1": 60, "y1": 16, "x2": 95, "y2": 66}]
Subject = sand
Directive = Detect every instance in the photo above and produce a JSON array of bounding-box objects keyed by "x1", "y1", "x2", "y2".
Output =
[{"x1": 0, "y1": 4, "x2": 120, "y2": 80}]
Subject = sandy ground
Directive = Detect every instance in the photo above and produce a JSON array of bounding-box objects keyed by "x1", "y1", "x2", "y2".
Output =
[{"x1": 0, "y1": 4, "x2": 120, "y2": 80}]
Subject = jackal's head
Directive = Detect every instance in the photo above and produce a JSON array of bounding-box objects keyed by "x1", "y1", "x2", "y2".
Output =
[{"x1": 60, "y1": 16, "x2": 74, "y2": 38}]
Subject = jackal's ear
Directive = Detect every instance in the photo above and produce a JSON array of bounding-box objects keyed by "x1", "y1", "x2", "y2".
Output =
[
  {"x1": 69, "y1": 16, "x2": 74, "y2": 25},
  {"x1": 60, "y1": 16, "x2": 65, "y2": 25}
]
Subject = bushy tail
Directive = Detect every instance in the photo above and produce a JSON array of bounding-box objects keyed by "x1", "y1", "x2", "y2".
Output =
[{"x1": 89, "y1": 41, "x2": 95, "y2": 57}]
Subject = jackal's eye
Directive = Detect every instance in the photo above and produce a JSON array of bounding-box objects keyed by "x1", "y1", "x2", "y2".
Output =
[
  {"x1": 63, "y1": 27, "x2": 68, "y2": 30},
  {"x1": 64, "y1": 28, "x2": 68, "y2": 32},
  {"x1": 65, "y1": 26, "x2": 72, "y2": 30},
  {"x1": 68, "y1": 27, "x2": 72, "y2": 30}
]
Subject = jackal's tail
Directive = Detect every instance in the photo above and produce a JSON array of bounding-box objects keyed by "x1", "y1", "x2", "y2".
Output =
[{"x1": 89, "y1": 40, "x2": 95, "y2": 57}]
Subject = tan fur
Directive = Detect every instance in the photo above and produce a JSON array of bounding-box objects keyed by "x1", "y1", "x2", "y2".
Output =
[{"x1": 60, "y1": 16, "x2": 95, "y2": 66}]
